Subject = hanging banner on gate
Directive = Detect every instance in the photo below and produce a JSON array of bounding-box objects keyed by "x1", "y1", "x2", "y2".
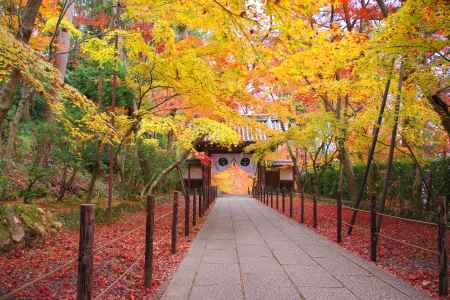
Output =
[{"x1": 211, "y1": 153, "x2": 256, "y2": 175}]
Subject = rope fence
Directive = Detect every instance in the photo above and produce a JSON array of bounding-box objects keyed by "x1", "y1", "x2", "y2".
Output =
[
  {"x1": 0, "y1": 186, "x2": 218, "y2": 300},
  {"x1": 251, "y1": 186, "x2": 448, "y2": 297}
]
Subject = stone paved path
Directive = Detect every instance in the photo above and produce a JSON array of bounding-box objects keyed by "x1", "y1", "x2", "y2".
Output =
[{"x1": 162, "y1": 195, "x2": 433, "y2": 300}]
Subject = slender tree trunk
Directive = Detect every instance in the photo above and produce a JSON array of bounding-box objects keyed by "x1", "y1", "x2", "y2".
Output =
[
  {"x1": 57, "y1": 165, "x2": 69, "y2": 201},
  {"x1": 0, "y1": 0, "x2": 42, "y2": 127},
  {"x1": 55, "y1": 1, "x2": 74, "y2": 80},
  {"x1": 286, "y1": 142, "x2": 303, "y2": 191},
  {"x1": 107, "y1": 8, "x2": 120, "y2": 220},
  {"x1": 0, "y1": 70, "x2": 21, "y2": 128},
  {"x1": 146, "y1": 148, "x2": 193, "y2": 196},
  {"x1": 336, "y1": 96, "x2": 357, "y2": 204},
  {"x1": 428, "y1": 92, "x2": 450, "y2": 137},
  {"x1": 377, "y1": 61, "x2": 404, "y2": 231},
  {"x1": 7, "y1": 87, "x2": 33, "y2": 155},
  {"x1": 375, "y1": 0, "x2": 389, "y2": 18},
  {"x1": 412, "y1": 164, "x2": 422, "y2": 210},
  {"x1": 337, "y1": 95, "x2": 346, "y2": 201},
  {"x1": 348, "y1": 61, "x2": 394, "y2": 234},
  {"x1": 86, "y1": 142, "x2": 104, "y2": 203}
]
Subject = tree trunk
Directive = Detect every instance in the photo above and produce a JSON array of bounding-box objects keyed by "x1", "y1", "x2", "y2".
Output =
[
  {"x1": 7, "y1": 87, "x2": 33, "y2": 155},
  {"x1": 17, "y1": 0, "x2": 43, "y2": 42},
  {"x1": 428, "y1": 93, "x2": 450, "y2": 137},
  {"x1": 0, "y1": 0, "x2": 42, "y2": 127},
  {"x1": 57, "y1": 165, "x2": 69, "y2": 201},
  {"x1": 0, "y1": 69, "x2": 21, "y2": 127},
  {"x1": 377, "y1": 61, "x2": 404, "y2": 231},
  {"x1": 412, "y1": 164, "x2": 422, "y2": 210},
  {"x1": 146, "y1": 148, "x2": 193, "y2": 196},
  {"x1": 375, "y1": 0, "x2": 389, "y2": 18},
  {"x1": 286, "y1": 142, "x2": 303, "y2": 191},
  {"x1": 55, "y1": 1, "x2": 74, "y2": 80},
  {"x1": 348, "y1": 61, "x2": 394, "y2": 234},
  {"x1": 86, "y1": 142, "x2": 104, "y2": 203}
]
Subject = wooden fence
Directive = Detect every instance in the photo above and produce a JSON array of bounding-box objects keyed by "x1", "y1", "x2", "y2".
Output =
[{"x1": 0, "y1": 186, "x2": 218, "y2": 300}]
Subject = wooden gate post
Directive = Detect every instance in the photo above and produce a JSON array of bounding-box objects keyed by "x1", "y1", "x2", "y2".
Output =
[
  {"x1": 77, "y1": 204, "x2": 95, "y2": 300},
  {"x1": 289, "y1": 190, "x2": 293, "y2": 218},
  {"x1": 337, "y1": 193, "x2": 343, "y2": 243},
  {"x1": 144, "y1": 196, "x2": 155, "y2": 288},
  {"x1": 370, "y1": 193, "x2": 377, "y2": 262},
  {"x1": 275, "y1": 190, "x2": 279, "y2": 210},
  {"x1": 171, "y1": 191, "x2": 179, "y2": 254},
  {"x1": 184, "y1": 189, "x2": 190, "y2": 237},
  {"x1": 300, "y1": 189, "x2": 305, "y2": 224},
  {"x1": 259, "y1": 186, "x2": 261, "y2": 201},
  {"x1": 192, "y1": 189, "x2": 197, "y2": 226},
  {"x1": 438, "y1": 195, "x2": 448, "y2": 296},
  {"x1": 205, "y1": 186, "x2": 208, "y2": 211},
  {"x1": 199, "y1": 188, "x2": 203, "y2": 218},
  {"x1": 270, "y1": 189, "x2": 273, "y2": 207},
  {"x1": 282, "y1": 189, "x2": 285, "y2": 214},
  {"x1": 313, "y1": 195, "x2": 317, "y2": 228}
]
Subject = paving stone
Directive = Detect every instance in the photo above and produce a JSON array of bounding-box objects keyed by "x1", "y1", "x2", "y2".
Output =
[
  {"x1": 237, "y1": 245, "x2": 272, "y2": 257},
  {"x1": 299, "y1": 245, "x2": 341, "y2": 258},
  {"x1": 315, "y1": 256, "x2": 371, "y2": 276},
  {"x1": 205, "y1": 239, "x2": 235, "y2": 250},
  {"x1": 161, "y1": 283, "x2": 191, "y2": 300},
  {"x1": 189, "y1": 284, "x2": 243, "y2": 300},
  {"x1": 300, "y1": 287, "x2": 358, "y2": 300},
  {"x1": 284, "y1": 265, "x2": 343, "y2": 288},
  {"x1": 274, "y1": 251, "x2": 318, "y2": 266},
  {"x1": 244, "y1": 286, "x2": 299, "y2": 300},
  {"x1": 240, "y1": 260, "x2": 285, "y2": 274},
  {"x1": 194, "y1": 263, "x2": 240, "y2": 286},
  {"x1": 339, "y1": 275, "x2": 411, "y2": 300}
]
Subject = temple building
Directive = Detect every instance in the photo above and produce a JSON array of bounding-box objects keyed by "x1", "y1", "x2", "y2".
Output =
[{"x1": 183, "y1": 116, "x2": 295, "y2": 194}]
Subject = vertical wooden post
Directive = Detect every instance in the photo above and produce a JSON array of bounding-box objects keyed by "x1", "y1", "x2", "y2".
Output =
[
  {"x1": 370, "y1": 193, "x2": 377, "y2": 262},
  {"x1": 184, "y1": 189, "x2": 190, "y2": 237},
  {"x1": 300, "y1": 190, "x2": 305, "y2": 224},
  {"x1": 313, "y1": 195, "x2": 317, "y2": 228},
  {"x1": 275, "y1": 190, "x2": 279, "y2": 210},
  {"x1": 438, "y1": 195, "x2": 448, "y2": 296},
  {"x1": 144, "y1": 196, "x2": 155, "y2": 288},
  {"x1": 208, "y1": 186, "x2": 211, "y2": 209},
  {"x1": 198, "y1": 188, "x2": 203, "y2": 218},
  {"x1": 207, "y1": 187, "x2": 210, "y2": 209},
  {"x1": 77, "y1": 204, "x2": 95, "y2": 300},
  {"x1": 289, "y1": 190, "x2": 293, "y2": 218},
  {"x1": 171, "y1": 191, "x2": 179, "y2": 254},
  {"x1": 337, "y1": 193, "x2": 343, "y2": 243},
  {"x1": 270, "y1": 189, "x2": 273, "y2": 207},
  {"x1": 202, "y1": 186, "x2": 206, "y2": 213},
  {"x1": 282, "y1": 189, "x2": 285, "y2": 214},
  {"x1": 192, "y1": 189, "x2": 197, "y2": 226}
]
